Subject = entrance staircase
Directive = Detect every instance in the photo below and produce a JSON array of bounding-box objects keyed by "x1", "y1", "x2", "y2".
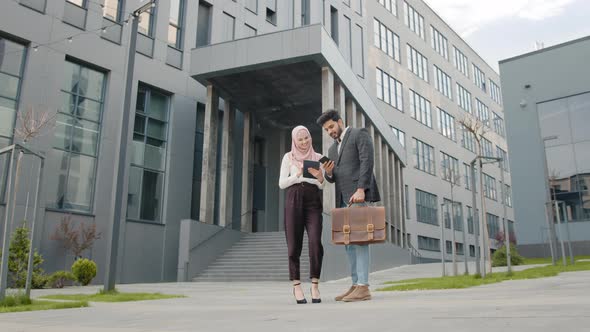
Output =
[{"x1": 193, "y1": 232, "x2": 309, "y2": 282}]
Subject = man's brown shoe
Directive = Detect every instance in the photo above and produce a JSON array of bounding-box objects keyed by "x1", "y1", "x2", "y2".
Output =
[
  {"x1": 342, "y1": 285, "x2": 371, "y2": 302},
  {"x1": 334, "y1": 285, "x2": 357, "y2": 301}
]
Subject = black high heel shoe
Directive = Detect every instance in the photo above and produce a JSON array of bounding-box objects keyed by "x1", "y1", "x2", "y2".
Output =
[
  {"x1": 310, "y1": 281, "x2": 321, "y2": 303},
  {"x1": 293, "y1": 282, "x2": 307, "y2": 304}
]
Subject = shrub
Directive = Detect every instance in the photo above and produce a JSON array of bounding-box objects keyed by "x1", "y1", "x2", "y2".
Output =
[
  {"x1": 0, "y1": 224, "x2": 46, "y2": 289},
  {"x1": 492, "y1": 245, "x2": 525, "y2": 267},
  {"x1": 71, "y1": 259, "x2": 97, "y2": 286},
  {"x1": 46, "y1": 270, "x2": 76, "y2": 288}
]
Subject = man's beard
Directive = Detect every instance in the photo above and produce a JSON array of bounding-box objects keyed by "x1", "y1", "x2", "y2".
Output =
[{"x1": 332, "y1": 125, "x2": 343, "y2": 139}]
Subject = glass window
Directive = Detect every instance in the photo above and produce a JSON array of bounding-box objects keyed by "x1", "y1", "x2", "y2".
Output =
[
  {"x1": 222, "y1": 12, "x2": 236, "y2": 42},
  {"x1": 487, "y1": 213, "x2": 500, "y2": 239},
  {"x1": 475, "y1": 99, "x2": 490, "y2": 126},
  {"x1": 438, "y1": 108, "x2": 456, "y2": 141},
  {"x1": 391, "y1": 127, "x2": 405, "y2": 147},
  {"x1": 47, "y1": 60, "x2": 105, "y2": 212},
  {"x1": 139, "y1": 3, "x2": 157, "y2": 36},
  {"x1": 430, "y1": 26, "x2": 448, "y2": 60},
  {"x1": 409, "y1": 90, "x2": 431, "y2": 127},
  {"x1": 473, "y1": 64, "x2": 487, "y2": 92},
  {"x1": 407, "y1": 44, "x2": 428, "y2": 82},
  {"x1": 416, "y1": 189, "x2": 438, "y2": 225},
  {"x1": 67, "y1": 0, "x2": 85, "y2": 7},
  {"x1": 376, "y1": 68, "x2": 403, "y2": 111},
  {"x1": 457, "y1": 83, "x2": 472, "y2": 113},
  {"x1": 413, "y1": 138, "x2": 436, "y2": 175},
  {"x1": 418, "y1": 235, "x2": 440, "y2": 252},
  {"x1": 453, "y1": 46, "x2": 469, "y2": 77},
  {"x1": 434, "y1": 65, "x2": 452, "y2": 99},
  {"x1": 196, "y1": 2, "x2": 212, "y2": 47},
  {"x1": 168, "y1": 0, "x2": 185, "y2": 48},
  {"x1": 489, "y1": 79, "x2": 502, "y2": 105},
  {"x1": 103, "y1": 0, "x2": 123, "y2": 22},
  {"x1": 378, "y1": 0, "x2": 396, "y2": 16},
  {"x1": 483, "y1": 173, "x2": 497, "y2": 200},
  {"x1": 403, "y1": 1, "x2": 424, "y2": 39},
  {"x1": 0, "y1": 38, "x2": 25, "y2": 142},
  {"x1": 441, "y1": 152, "x2": 460, "y2": 184},
  {"x1": 247, "y1": 0, "x2": 258, "y2": 14},
  {"x1": 127, "y1": 85, "x2": 170, "y2": 223},
  {"x1": 374, "y1": 19, "x2": 400, "y2": 62}
]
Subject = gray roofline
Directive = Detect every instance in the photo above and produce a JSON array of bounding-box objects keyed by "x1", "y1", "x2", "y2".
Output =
[
  {"x1": 499, "y1": 34, "x2": 590, "y2": 64},
  {"x1": 415, "y1": 0, "x2": 501, "y2": 76}
]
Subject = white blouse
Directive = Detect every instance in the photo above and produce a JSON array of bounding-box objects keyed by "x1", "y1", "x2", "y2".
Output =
[{"x1": 278, "y1": 152, "x2": 325, "y2": 189}]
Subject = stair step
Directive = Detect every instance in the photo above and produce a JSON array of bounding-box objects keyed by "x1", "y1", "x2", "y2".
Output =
[{"x1": 193, "y1": 232, "x2": 316, "y2": 282}]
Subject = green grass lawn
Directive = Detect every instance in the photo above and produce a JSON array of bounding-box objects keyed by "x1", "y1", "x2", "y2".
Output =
[
  {"x1": 523, "y1": 255, "x2": 590, "y2": 265},
  {"x1": 0, "y1": 293, "x2": 88, "y2": 313},
  {"x1": 378, "y1": 260, "x2": 590, "y2": 292},
  {"x1": 40, "y1": 289, "x2": 185, "y2": 303},
  {"x1": 0, "y1": 300, "x2": 89, "y2": 313}
]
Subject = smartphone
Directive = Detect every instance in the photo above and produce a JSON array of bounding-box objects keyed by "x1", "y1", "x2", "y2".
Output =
[{"x1": 319, "y1": 156, "x2": 330, "y2": 164}]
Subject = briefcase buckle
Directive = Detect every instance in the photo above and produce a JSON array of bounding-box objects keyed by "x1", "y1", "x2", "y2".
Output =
[{"x1": 343, "y1": 225, "x2": 351, "y2": 234}]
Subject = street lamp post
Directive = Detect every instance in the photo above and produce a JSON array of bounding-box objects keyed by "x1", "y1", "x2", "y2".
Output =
[
  {"x1": 559, "y1": 202, "x2": 574, "y2": 265},
  {"x1": 541, "y1": 135, "x2": 558, "y2": 265},
  {"x1": 553, "y1": 201, "x2": 567, "y2": 266},
  {"x1": 499, "y1": 159, "x2": 511, "y2": 274},
  {"x1": 440, "y1": 203, "x2": 446, "y2": 277},
  {"x1": 470, "y1": 157, "x2": 480, "y2": 276},
  {"x1": 103, "y1": 0, "x2": 156, "y2": 292}
]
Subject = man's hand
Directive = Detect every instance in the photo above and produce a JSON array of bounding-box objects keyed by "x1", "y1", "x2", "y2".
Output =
[
  {"x1": 308, "y1": 168, "x2": 324, "y2": 183},
  {"x1": 349, "y1": 188, "x2": 366, "y2": 204},
  {"x1": 322, "y1": 160, "x2": 334, "y2": 176}
]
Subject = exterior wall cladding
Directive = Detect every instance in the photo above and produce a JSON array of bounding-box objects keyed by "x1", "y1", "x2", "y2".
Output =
[{"x1": 0, "y1": 0, "x2": 513, "y2": 283}]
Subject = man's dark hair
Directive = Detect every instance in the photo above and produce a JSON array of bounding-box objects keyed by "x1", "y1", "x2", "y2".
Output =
[{"x1": 316, "y1": 109, "x2": 341, "y2": 126}]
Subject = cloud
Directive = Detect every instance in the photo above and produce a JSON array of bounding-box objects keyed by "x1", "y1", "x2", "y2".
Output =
[{"x1": 423, "y1": 0, "x2": 577, "y2": 36}]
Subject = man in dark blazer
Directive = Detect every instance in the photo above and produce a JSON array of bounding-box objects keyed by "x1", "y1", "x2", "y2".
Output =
[{"x1": 316, "y1": 109, "x2": 380, "y2": 302}]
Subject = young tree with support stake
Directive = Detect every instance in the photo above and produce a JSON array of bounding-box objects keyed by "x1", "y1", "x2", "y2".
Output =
[{"x1": 459, "y1": 115, "x2": 492, "y2": 277}]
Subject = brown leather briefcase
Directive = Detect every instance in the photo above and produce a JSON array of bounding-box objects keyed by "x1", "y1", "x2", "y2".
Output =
[{"x1": 331, "y1": 204, "x2": 387, "y2": 245}]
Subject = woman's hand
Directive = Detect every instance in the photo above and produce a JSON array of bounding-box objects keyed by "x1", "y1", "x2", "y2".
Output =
[
  {"x1": 296, "y1": 168, "x2": 303, "y2": 177},
  {"x1": 308, "y1": 168, "x2": 324, "y2": 183}
]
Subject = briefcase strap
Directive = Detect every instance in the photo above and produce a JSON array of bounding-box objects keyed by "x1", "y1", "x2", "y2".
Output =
[{"x1": 344, "y1": 211, "x2": 350, "y2": 245}]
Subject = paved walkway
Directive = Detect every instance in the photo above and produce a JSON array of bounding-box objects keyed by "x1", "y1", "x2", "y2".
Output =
[{"x1": 1, "y1": 263, "x2": 589, "y2": 332}]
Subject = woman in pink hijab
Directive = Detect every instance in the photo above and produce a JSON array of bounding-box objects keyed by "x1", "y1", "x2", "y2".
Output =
[{"x1": 279, "y1": 125, "x2": 325, "y2": 304}]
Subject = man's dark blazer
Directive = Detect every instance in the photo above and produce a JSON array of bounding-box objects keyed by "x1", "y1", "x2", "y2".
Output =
[{"x1": 325, "y1": 127, "x2": 381, "y2": 205}]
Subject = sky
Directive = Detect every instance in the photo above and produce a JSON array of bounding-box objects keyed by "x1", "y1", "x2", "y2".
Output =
[{"x1": 423, "y1": 0, "x2": 590, "y2": 72}]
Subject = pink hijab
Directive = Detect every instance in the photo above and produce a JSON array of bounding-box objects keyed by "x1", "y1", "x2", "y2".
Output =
[{"x1": 290, "y1": 126, "x2": 319, "y2": 169}]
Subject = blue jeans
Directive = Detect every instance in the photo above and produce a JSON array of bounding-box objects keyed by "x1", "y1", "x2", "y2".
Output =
[{"x1": 340, "y1": 197, "x2": 370, "y2": 286}]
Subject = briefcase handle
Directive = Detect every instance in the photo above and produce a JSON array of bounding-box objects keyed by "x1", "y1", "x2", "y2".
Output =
[{"x1": 347, "y1": 202, "x2": 369, "y2": 208}]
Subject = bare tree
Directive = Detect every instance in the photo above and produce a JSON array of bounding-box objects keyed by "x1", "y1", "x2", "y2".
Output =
[
  {"x1": 14, "y1": 107, "x2": 56, "y2": 143},
  {"x1": 51, "y1": 215, "x2": 102, "y2": 260},
  {"x1": 459, "y1": 115, "x2": 492, "y2": 275},
  {"x1": 11, "y1": 107, "x2": 56, "y2": 219}
]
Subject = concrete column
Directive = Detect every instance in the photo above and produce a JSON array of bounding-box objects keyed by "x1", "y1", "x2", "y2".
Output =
[
  {"x1": 278, "y1": 130, "x2": 287, "y2": 232},
  {"x1": 322, "y1": 66, "x2": 335, "y2": 214},
  {"x1": 396, "y1": 158, "x2": 405, "y2": 248},
  {"x1": 218, "y1": 102, "x2": 235, "y2": 227},
  {"x1": 241, "y1": 111, "x2": 254, "y2": 232},
  {"x1": 346, "y1": 99, "x2": 357, "y2": 128},
  {"x1": 335, "y1": 82, "x2": 346, "y2": 123},
  {"x1": 199, "y1": 85, "x2": 219, "y2": 224},
  {"x1": 358, "y1": 110, "x2": 366, "y2": 128},
  {"x1": 383, "y1": 144, "x2": 393, "y2": 244},
  {"x1": 390, "y1": 151, "x2": 399, "y2": 246}
]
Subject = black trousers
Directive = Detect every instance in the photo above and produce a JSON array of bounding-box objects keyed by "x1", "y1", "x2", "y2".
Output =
[{"x1": 284, "y1": 182, "x2": 323, "y2": 280}]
